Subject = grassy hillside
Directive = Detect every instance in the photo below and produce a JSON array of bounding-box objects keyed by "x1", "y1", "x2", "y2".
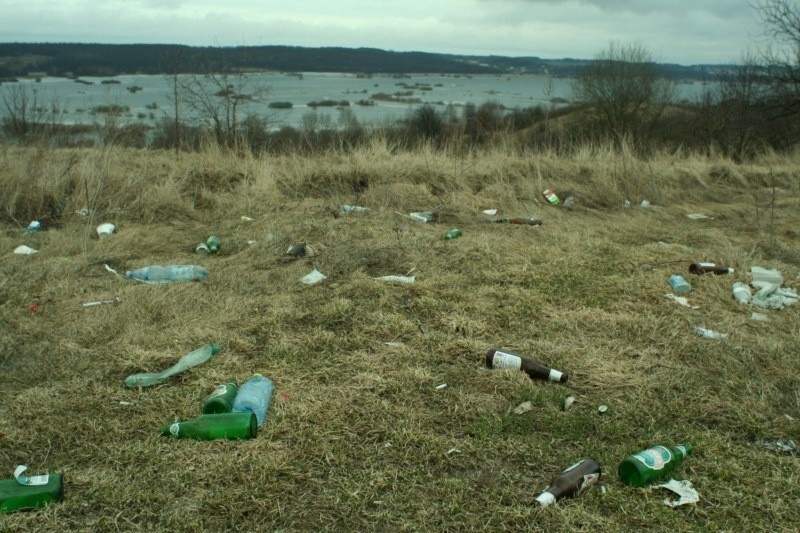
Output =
[{"x1": 1, "y1": 140, "x2": 799, "y2": 530}]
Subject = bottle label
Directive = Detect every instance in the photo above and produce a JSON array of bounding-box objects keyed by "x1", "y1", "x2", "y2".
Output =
[
  {"x1": 535, "y1": 491, "x2": 556, "y2": 506},
  {"x1": 698, "y1": 262, "x2": 716, "y2": 268},
  {"x1": 631, "y1": 446, "x2": 672, "y2": 470},
  {"x1": 210, "y1": 384, "x2": 228, "y2": 398},
  {"x1": 14, "y1": 465, "x2": 48, "y2": 486},
  {"x1": 548, "y1": 369, "x2": 563, "y2": 382},
  {"x1": 169, "y1": 423, "x2": 180, "y2": 437},
  {"x1": 578, "y1": 473, "x2": 601, "y2": 495},
  {"x1": 492, "y1": 351, "x2": 522, "y2": 370}
]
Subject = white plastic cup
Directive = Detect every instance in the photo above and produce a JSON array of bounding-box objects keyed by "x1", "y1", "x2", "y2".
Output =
[{"x1": 96, "y1": 223, "x2": 115, "y2": 238}]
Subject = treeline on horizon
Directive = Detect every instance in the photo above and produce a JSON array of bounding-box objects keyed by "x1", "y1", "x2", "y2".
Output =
[{"x1": 0, "y1": 42, "x2": 719, "y2": 80}]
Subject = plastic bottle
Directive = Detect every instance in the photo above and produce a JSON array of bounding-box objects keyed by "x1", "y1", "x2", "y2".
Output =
[
  {"x1": 732, "y1": 282, "x2": 752, "y2": 304},
  {"x1": 445, "y1": 228, "x2": 462, "y2": 240},
  {"x1": 0, "y1": 468, "x2": 63, "y2": 514},
  {"x1": 618, "y1": 444, "x2": 692, "y2": 487},
  {"x1": 534, "y1": 459, "x2": 602, "y2": 507},
  {"x1": 485, "y1": 348, "x2": 568, "y2": 383},
  {"x1": 202, "y1": 381, "x2": 239, "y2": 414},
  {"x1": 124, "y1": 344, "x2": 220, "y2": 388},
  {"x1": 492, "y1": 217, "x2": 543, "y2": 226},
  {"x1": 206, "y1": 235, "x2": 220, "y2": 254},
  {"x1": 689, "y1": 263, "x2": 734, "y2": 275},
  {"x1": 125, "y1": 265, "x2": 207, "y2": 283},
  {"x1": 232, "y1": 374, "x2": 275, "y2": 427},
  {"x1": 160, "y1": 412, "x2": 257, "y2": 440},
  {"x1": 668, "y1": 275, "x2": 691, "y2": 293}
]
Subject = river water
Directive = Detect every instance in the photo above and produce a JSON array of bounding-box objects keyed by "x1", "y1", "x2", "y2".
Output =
[{"x1": 1, "y1": 72, "x2": 706, "y2": 130}]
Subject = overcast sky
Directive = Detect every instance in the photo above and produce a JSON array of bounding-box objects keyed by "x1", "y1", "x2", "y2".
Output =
[{"x1": 0, "y1": 0, "x2": 765, "y2": 65}]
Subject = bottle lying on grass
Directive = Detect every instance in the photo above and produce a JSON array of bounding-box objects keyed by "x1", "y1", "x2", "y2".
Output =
[
  {"x1": 689, "y1": 262, "x2": 734, "y2": 275},
  {"x1": 0, "y1": 466, "x2": 63, "y2": 514},
  {"x1": 485, "y1": 348, "x2": 568, "y2": 383},
  {"x1": 202, "y1": 381, "x2": 239, "y2": 414},
  {"x1": 491, "y1": 217, "x2": 543, "y2": 226},
  {"x1": 534, "y1": 459, "x2": 602, "y2": 507},
  {"x1": 232, "y1": 374, "x2": 274, "y2": 427},
  {"x1": 618, "y1": 444, "x2": 692, "y2": 487},
  {"x1": 161, "y1": 413, "x2": 257, "y2": 440},
  {"x1": 125, "y1": 265, "x2": 207, "y2": 283},
  {"x1": 124, "y1": 344, "x2": 220, "y2": 388}
]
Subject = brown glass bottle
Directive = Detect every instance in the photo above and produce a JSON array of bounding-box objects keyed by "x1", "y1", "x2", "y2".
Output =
[
  {"x1": 485, "y1": 348, "x2": 568, "y2": 383},
  {"x1": 492, "y1": 217, "x2": 543, "y2": 226},
  {"x1": 534, "y1": 459, "x2": 602, "y2": 507},
  {"x1": 689, "y1": 262, "x2": 734, "y2": 275}
]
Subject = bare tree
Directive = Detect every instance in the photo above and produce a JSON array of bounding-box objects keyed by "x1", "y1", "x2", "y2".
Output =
[
  {"x1": 179, "y1": 68, "x2": 271, "y2": 151},
  {"x1": 0, "y1": 84, "x2": 56, "y2": 143},
  {"x1": 572, "y1": 42, "x2": 677, "y2": 149}
]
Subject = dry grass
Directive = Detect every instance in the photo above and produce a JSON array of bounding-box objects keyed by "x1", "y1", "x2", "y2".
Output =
[{"x1": 1, "y1": 140, "x2": 799, "y2": 531}]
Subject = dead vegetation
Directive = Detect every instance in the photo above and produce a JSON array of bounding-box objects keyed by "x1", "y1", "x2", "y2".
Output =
[{"x1": 0, "y1": 140, "x2": 799, "y2": 530}]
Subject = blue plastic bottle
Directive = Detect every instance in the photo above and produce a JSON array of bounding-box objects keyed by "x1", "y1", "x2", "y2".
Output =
[
  {"x1": 125, "y1": 265, "x2": 207, "y2": 283},
  {"x1": 668, "y1": 275, "x2": 691, "y2": 293},
  {"x1": 232, "y1": 374, "x2": 274, "y2": 427}
]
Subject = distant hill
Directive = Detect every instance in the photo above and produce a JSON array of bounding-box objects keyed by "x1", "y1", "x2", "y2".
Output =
[{"x1": 0, "y1": 43, "x2": 728, "y2": 80}]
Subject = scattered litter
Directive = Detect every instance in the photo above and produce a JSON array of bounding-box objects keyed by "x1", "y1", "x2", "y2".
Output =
[
  {"x1": 668, "y1": 275, "x2": 692, "y2": 293},
  {"x1": 384, "y1": 442, "x2": 392, "y2": 448},
  {"x1": 119, "y1": 401, "x2": 133, "y2": 406},
  {"x1": 435, "y1": 383, "x2": 447, "y2": 390},
  {"x1": 562, "y1": 196, "x2": 575, "y2": 209},
  {"x1": 14, "y1": 465, "x2": 50, "y2": 487},
  {"x1": 543, "y1": 189, "x2": 560, "y2": 206},
  {"x1": 104, "y1": 264, "x2": 119, "y2": 276},
  {"x1": 624, "y1": 200, "x2": 631, "y2": 208},
  {"x1": 482, "y1": 209, "x2": 498, "y2": 215},
  {"x1": 96, "y1": 223, "x2": 115, "y2": 238},
  {"x1": 695, "y1": 327, "x2": 727, "y2": 340},
  {"x1": 446, "y1": 448, "x2": 460, "y2": 455},
  {"x1": 732, "y1": 282, "x2": 752, "y2": 304},
  {"x1": 78, "y1": 208, "x2": 90, "y2": 216},
  {"x1": 301, "y1": 268, "x2": 327, "y2": 285},
  {"x1": 409, "y1": 211, "x2": 433, "y2": 223},
  {"x1": 83, "y1": 297, "x2": 122, "y2": 308},
  {"x1": 664, "y1": 293, "x2": 699, "y2": 309},
  {"x1": 340, "y1": 205, "x2": 369, "y2": 214},
  {"x1": 241, "y1": 215, "x2": 254, "y2": 221},
  {"x1": 124, "y1": 344, "x2": 220, "y2": 388},
  {"x1": 195, "y1": 242, "x2": 211, "y2": 255},
  {"x1": 14, "y1": 245, "x2": 38, "y2": 255},
  {"x1": 445, "y1": 228, "x2": 462, "y2": 240},
  {"x1": 752, "y1": 439, "x2": 798, "y2": 455},
  {"x1": 383, "y1": 342, "x2": 403, "y2": 347},
  {"x1": 747, "y1": 267, "x2": 798, "y2": 310},
  {"x1": 640, "y1": 200, "x2": 651, "y2": 207},
  {"x1": 564, "y1": 396, "x2": 576, "y2": 411},
  {"x1": 686, "y1": 213, "x2": 714, "y2": 220},
  {"x1": 286, "y1": 243, "x2": 319, "y2": 258},
  {"x1": 751, "y1": 312, "x2": 769, "y2": 321},
  {"x1": 375, "y1": 275, "x2": 416, "y2": 284},
  {"x1": 28, "y1": 305, "x2": 38, "y2": 313},
  {"x1": 26, "y1": 220, "x2": 41, "y2": 231},
  {"x1": 598, "y1": 405, "x2": 608, "y2": 415},
  {"x1": 653, "y1": 479, "x2": 700, "y2": 508},
  {"x1": 247, "y1": 240, "x2": 258, "y2": 245},
  {"x1": 513, "y1": 401, "x2": 534, "y2": 415}
]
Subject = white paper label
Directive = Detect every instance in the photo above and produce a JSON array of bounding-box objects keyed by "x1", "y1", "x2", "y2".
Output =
[
  {"x1": 14, "y1": 465, "x2": 48, "y2": 486},
  {"x1": 548, "y1": 369, "x2": 563, "y2": 382},
  {"x1": 699, "y1": 262, "x2": 715, "y2": 268},
  {"x1": 492, "y1": 351, "x2": 522, "y2": 370}
]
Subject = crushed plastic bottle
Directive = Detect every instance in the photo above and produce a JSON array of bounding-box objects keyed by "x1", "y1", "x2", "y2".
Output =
[
  {"x1": 124, "y1": 344, "x2": 220, "y2": 387},
  {"x1": 125, "y1": 265, "x2": 207, "y2": 284},
  {"x1": 232, "y1": 374, "x2": 274, "y2": 427},
  {"x1": 732, "y1": 282, "x2": 752, "y2": 304}
]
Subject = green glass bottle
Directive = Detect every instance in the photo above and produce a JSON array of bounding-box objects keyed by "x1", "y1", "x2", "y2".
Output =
[
  {"x1": 206, "y1": 235, "x2": 220, "y2": 254},
  {"x1": 0, "y1": 474, "x2": 63, "y2": 513},
  {"x1": 161, "y1": 412, "x2": 257, "y2": 440},
  {"x1": 202, "y1": 381, "x2": 239, "y2": 414},
  {"x1": 618, "y1": 444, "x2": 693, "y2": 487},
  {"x1": 445, "y1": 228, "x2": 462, "y2": 240}
]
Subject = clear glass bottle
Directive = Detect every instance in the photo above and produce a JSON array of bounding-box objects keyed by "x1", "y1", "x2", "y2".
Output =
[
  {"x1": 232, "y1": 374, "x2": 275, "y2": 427},
  {"x1": 161, "y1": 412, "x2": 257, "y2": 440},
  {"x1": 485, "y1": 348, "x2": 568, "y2": 383},
  {"x1": 618, "y1": 444, "x2": 692, "y2": 487},
  {"x1": 534, "y1": 459, "x2": 601, "y2": 506}
]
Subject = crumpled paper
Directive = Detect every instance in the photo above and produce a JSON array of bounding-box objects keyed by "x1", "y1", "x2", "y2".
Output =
[
  {"x1": 664, "y1": 293, "x2": 699, "y2": 309},
  {"x1": 653, "y1": 479, "x2": 699, "y2": 508},
  {"x1": 752, "y1": 439, "x2": 798, "y2": 455}
]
